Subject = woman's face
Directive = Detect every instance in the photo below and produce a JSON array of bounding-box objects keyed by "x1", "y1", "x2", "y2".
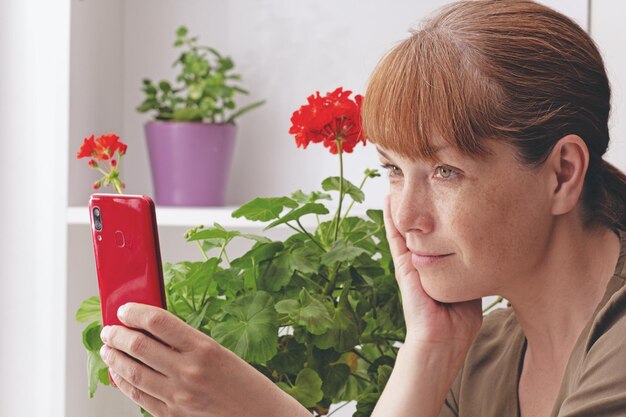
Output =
[{"x1": 379, "y1": 139, "x2": 555, "y2": 303}]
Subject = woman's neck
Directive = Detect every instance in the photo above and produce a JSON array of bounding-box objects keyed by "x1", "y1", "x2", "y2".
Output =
[{"x1": 506, "y1": 220, "x2": 621, "y2": 366}]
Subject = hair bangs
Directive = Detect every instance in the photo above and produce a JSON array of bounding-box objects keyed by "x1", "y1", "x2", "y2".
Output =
[{"x1": 362, "y1": 29, "x2": 492, "y2": 161}]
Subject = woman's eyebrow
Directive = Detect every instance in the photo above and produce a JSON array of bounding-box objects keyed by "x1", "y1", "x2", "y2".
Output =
[
  {"x1": 376, "y1": 147, "x2": 393, "y2": 160},
  {"x1": 376, "y1": 145, "x2": 450, "y2": 160}
]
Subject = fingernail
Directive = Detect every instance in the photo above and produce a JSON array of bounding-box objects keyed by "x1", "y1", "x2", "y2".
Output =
[
  {"x1": 117, "y1": 304, "x2": 127, "y2": 320},
  {"x1": 100, "y1": 345, "x2": 109, "y2": 362},
  {"x1": 100, "y1": 326, "x2": 111, "y2": 342}
]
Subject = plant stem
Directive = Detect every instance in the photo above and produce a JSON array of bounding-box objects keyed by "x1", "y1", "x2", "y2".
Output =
[
  {"x1": 333, "y1": 139, "x2": 344, "y2": 242},
  {"x1": 338, "y1": 173, "x2": 368, "y2": 228},
  {"x1": 482, "y1": 296, "x2": 504, "y2": 314},
  {"x1": 327, "y1": 401, "x2": 351, "y2": 417},
  {"x1": 352, "y1": 348, "x2": 375, "y2": 366},
  {"x1": 324, "y1": 263, "x2": 342, "y2": 297},
  {"x1": 113, "y1": 180, "x2": 124, "y2": 195},
  {"x1": 349, "y1": 371, "x2": 373, "y2": 384},
  {"x1": 295, "y1": 219, "x2": 326, "y2": 251},
  {"x1": 196, "y1": 241, "x2": 209, "y2": 260},
  {"x1": 352, "y1": 225, "x2": 383, "y2": 246}
]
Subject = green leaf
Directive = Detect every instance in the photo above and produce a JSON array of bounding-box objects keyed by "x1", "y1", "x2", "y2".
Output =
[
  {"x1": 366, "y1": 209, "x2": 383, "y2": 225},
  {"x1": 377, "y1": 364, "x2": 393, "y2": 392},
  {"x1": 172, "y1": 108, "x2": 204, "y2": 121},
  {"x1": 321, "y1": 240, "x2": 368, "y2": 267},
  {"x1": 258, "y1": 251, "x2": 293, "y2": 292},
  {"x1": 275, "y1": 299, "x2": 300, "y2": 317},
  {"x1": 211, "y1": 291, "x2": 278, "y2": 363},
  {"x1": 159, "y1": 80, "x2": 171, "y2": 93},
  {"x1": 214, "y1": 268, "x2": 244, "y2": 295},
  {"x1": 288, "y1": 246, "x2": 321, "y2": 274},
  {"x1": 265, "y1": 203, "x2": 329, "y2": 230},
  {"x1": 298, "y1": 289, "x2": 334, "y2": 335},
  {"x1": 232, "y1": 197, "x2": 298, "y2": 222},
  {"x1": 186, "y1": 301, "x2": 212, "y2": 329},
  {"x1": 267, "y1": 336, "x2": 307, "y2": 375},
  {"x1": 290, "y1": 189, "x2": 332, "y2": 204},
  {"x1": 186, "y1": 223, "x2": 239, "y2": 243},
  {"x1": 314, "y1": 291, "x2": 360, "y2": 352},
  {"x1": 231, "y1": 242, "x2": 284, "y2": 269},
  {"x1": 354, "y1": 392, "x2": 381, "y2": 417},
  {"x1": 364, "y1": 168, "x2": 381, "y2": 179},
  {"x1": 240, "y1": 233, "x2": 272, "y2": 244},
  {"x1": 75, "y1": 296, "x2": 101, "y2": 323},
  {"x1": 321, "y1": 177, "x2": 365, "y2": 203},
  {"x1": 277, "y1": 368, "x2": 324, "y2": 408},
  {"x1": 276, "y1": 289, "x2": 334, "y2": 335},
  {"x1": 322, "y1": 363, "x2": 351, "y2": 402},
  {"x1": 82, "y1": 321, "x2": 104, "y2": 352},
  {"x1": 141, "y1": 408, "x2": 154, "y2": 417},
  {"x1": 87, "y1": 350, "x2": 108, "y2": 398},
  {"x1": 176, "y1": 26, "x2": 188, "y2": 37},
  {"x1": 225, "y1": 100, "x2": 266, "y2": 123},
  {"x1": 188, "y1": 83, "x2": 203, "y2": 100}
]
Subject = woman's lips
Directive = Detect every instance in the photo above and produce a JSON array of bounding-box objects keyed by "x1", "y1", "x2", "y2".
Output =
[{"x1": 411, "y1": 253, "x2": 453, "y2": 267}]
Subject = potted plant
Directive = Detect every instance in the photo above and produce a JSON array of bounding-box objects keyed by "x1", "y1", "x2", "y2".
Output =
[
  {"x1": 76, "y1": 89, "x2": 503, "y2": 416},
  {"x1": 137, "y1": 26, "x2": 265, "y2": 206}
]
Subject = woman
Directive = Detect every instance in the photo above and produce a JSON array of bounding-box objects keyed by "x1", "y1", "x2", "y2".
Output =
[{"x1": 98, "y1": 1, "x2": 626, "y2": 416}]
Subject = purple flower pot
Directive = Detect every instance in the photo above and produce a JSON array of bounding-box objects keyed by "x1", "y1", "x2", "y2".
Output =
[{"x1": 144, "y1": 121, "x2": 236, "y2": 206}]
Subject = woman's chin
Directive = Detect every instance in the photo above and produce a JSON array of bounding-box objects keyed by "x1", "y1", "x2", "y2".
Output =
[{"x1": 420, "y1": 274, "x2": 476, "y2": 304}]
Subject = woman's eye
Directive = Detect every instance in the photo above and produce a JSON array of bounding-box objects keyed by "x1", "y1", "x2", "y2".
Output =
[
  {"x1": 380, "y1": 163, "x2": 402, "y2": 178},
  {"x1": 435, "y1": 165, "x2": 457, "y2": 179}
]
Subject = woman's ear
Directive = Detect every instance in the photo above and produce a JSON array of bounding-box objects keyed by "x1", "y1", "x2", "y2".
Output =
[{"x1": 546, "y1": 134, "x2": 589, "y2": 216}]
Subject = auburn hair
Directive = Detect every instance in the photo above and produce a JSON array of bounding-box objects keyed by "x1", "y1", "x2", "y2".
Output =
[{"x1": 363, "y1": 0, "x2": 626, "y2": 231}]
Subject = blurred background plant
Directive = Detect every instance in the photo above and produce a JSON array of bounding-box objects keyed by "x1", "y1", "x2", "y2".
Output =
[{"x1": 136, "y1": 26, "x2": 265, "y2": 123}]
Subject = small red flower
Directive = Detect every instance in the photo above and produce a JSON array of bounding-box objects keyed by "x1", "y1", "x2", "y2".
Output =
[
  {"x1": 76, "y1": 134, "x2": 97, "y2": 159},
  {"x1": 76, "y1": 132, "x2": 128, "y2": 194},
  {"x1": 289, "y1": 87, "x2": 366, "y2": 154},
  {"x1": 76, "y1": 133, "x2": 127, "y2": 161}
]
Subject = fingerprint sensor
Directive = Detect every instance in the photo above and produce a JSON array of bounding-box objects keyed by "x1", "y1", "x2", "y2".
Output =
[{"x1": 115, "y1": 230, "x2": 125, "y2": 248}]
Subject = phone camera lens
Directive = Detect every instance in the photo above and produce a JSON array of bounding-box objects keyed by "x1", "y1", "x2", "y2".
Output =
[{"x1": 93, "y1": 207, "x2": 102, "y2": 231}]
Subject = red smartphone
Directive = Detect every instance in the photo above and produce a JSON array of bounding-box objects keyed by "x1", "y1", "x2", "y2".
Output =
[{"x1": 89, "y1": 194, "x2": 167, "y2": 328}]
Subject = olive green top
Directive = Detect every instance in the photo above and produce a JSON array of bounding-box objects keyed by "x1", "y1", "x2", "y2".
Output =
[{"x1": 439, "y1": 229, "x2": 626, "y2": 417}]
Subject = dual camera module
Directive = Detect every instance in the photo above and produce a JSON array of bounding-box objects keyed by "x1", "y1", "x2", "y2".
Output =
[{"x1": 92, "y1": 207, "x2": 103, "y2": 231}]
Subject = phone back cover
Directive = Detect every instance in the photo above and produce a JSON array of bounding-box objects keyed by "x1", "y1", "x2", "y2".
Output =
[{"x1": 89, "y1": 194, "x2": 166, "y2": 327}]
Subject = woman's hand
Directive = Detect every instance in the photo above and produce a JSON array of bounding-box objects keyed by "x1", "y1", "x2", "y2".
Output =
[
  {"x1": 99, "y1": 303, "x2": 311, "y2": 417},
  {"x1": 383, "y1": 195, "x2": 483, "y2": 351},
  {"x1": 368, "y1": 196, "x2": 484, "y2": 417}
]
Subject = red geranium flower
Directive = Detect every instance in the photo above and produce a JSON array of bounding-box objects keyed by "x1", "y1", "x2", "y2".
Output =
[
  {"x1": 76, "y1": 133, "x2": 126, "y2": 161},
  {"x1": 76, "y1": 132, "x2": 127, "y2": 194},
  {"x1": 289, "y1": 87, "x2": 366, "y2": 154}
]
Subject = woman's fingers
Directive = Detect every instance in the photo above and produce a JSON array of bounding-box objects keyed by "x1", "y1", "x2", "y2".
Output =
[
  {"x1": 382, "y1": 194, "x2": 408, "y2": 256},
  {"x1": 116, "y1": 303, "x2": 202, "y2": 353},
  {"x1": 101, "y1": 325, "x2": 179, "y2": 376},
  {"x1": 100, "y1": 344, "x2": 169, "y2": 402},
  {"x1": 107, "y1": 368, "x2": 168, "y2": 417},
  {"x1": 383, "y1": 195, "x2": 424, "y2": 290}
]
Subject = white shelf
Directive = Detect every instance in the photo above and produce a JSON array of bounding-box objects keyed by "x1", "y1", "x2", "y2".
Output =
[{"x1": 67, "y1": 205, "x2": 370, "y2": 228}]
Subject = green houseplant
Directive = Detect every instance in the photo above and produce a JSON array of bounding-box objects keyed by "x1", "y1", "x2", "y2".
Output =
[
  {"x1": 76, "y1": 88, "x2": 405, "y2": 416},
  {"x1": 138, "y1": 26, "x2": 265, "y2": 207},
  {"x1": 76, "y1": 88, "x2": 504, "y2": 416}
]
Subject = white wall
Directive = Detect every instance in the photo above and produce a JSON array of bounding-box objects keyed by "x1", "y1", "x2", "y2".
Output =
[
  {"x1": 71, "y1": 0, "x2": 458, "y2": 209},
  {"x1": 0, "y1": 0, "x2": 69, "y2": 416},
  {"x1": 591, "y1": 1, "x2": 626, "y2": 169}
]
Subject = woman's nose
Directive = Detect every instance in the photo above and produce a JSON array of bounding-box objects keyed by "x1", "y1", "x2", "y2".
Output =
[{"x1": 391, "y1": 187, "x2": 434, "y2": 235}]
